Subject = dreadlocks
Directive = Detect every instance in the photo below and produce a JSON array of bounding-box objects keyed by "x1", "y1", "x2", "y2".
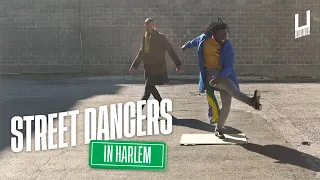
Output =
[{"x1": 203, "y1": 17, "x2": 230, "y2": 34}]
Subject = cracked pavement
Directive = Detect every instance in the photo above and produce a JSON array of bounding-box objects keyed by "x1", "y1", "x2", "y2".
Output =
[{"x1": 0, "y1": 75, "x2": 319, "y2": 180}]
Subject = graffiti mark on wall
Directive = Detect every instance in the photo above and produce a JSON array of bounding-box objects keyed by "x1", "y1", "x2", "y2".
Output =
[{"x1": 295, "y1": 10, "x2": 310, "y2": 39}]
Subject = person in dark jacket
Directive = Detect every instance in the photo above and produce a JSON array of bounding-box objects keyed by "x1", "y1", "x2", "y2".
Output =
[{"x1": 129, "y1": 18, "x2": 183, "y2": 110}]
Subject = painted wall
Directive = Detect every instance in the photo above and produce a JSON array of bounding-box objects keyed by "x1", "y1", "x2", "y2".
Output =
[{"x1": 0, "y1": 0, "x2": 319, "y2": 77}]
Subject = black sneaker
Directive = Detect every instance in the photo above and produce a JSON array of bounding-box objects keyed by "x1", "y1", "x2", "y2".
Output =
[
  {"x1": 252, "y1": 90, "x2": 262, "y2": 110},
  {"x1": 215, "y1": 129, "x2": 225, "y2": 139}
]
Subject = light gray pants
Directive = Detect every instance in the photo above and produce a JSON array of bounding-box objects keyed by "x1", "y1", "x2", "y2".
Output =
[{"x1": 205, "y1": 68, "x2": 253, "y2": 130}]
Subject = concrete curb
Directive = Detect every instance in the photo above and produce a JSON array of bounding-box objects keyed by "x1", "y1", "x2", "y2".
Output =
[{"x1": 1, "y1": 74, "x2": 319, "y2": 82}]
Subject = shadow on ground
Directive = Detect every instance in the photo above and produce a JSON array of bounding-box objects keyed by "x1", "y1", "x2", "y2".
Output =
[
  {"x1": 170, "y1": 116, "x2": 320, "y2": 173},
  {"x1": 241, "y1": 143, "x2": 320, "y2": 173},
  {"x1": 172, "y1": 116, "x2": 242, "y2": 134},
  {"x1": 0, "y1": 75, "x2": 209, "y2": 152},
  {"x1": 0, "y1": 75, "x2": 145, "y2": 152}
]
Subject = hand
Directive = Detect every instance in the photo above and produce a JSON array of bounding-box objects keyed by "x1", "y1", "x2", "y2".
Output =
[
  {"x1": 209, "y1": 76, "x2": 219, "y2": 86},
  {"x1": 181, "y1": 45, "x2": 187, "y2": 52},
  {"x1": 129, "y1": 67, "x2": 135, "y2": 74},
  {"x1": 176, "y1": 66, "x2": 183, "y2": 73}
]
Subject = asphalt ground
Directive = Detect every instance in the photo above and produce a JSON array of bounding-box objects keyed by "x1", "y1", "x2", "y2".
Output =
[{"x1": 0, "y1": 75, "x2": 319, "y2": 180}]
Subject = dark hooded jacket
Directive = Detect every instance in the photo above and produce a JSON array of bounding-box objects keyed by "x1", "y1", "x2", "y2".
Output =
[{"x1": 131, "y1": 29, "x2": 182, "y2": 85}]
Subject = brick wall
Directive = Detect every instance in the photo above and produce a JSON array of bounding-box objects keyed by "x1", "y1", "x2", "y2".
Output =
[{"x1": 0, "y1": 0, "x2": 319, "y2": 77}]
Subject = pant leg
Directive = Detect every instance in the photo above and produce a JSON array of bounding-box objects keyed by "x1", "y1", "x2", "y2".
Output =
[
  {"x1": 216, "y1": 89, "x2": 232, "y2": 130},
  {"x1": 141, "y1": 85, "x2": 153, "y2": 110},
  {"x1": 213, "y1": 77, "x2": 253, "y2": 107},
  {"x1": 150, "y1": 86, "x2": 163, "y2": 116},
  {"x1": 205, "y1": 69, "x2": 221, "y2": 124},
  {"x1": 142, "y1": 85, "x2": 163, "y2": 111},
  {"x1": 206, "y1": 84, "x2": 220, "y2": 124},
  {"x1": 150, "y1": 86, "x2": 162, "y2": 103}
]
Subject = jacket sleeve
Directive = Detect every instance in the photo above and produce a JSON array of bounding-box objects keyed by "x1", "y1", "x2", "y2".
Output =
[
  {"x1": 162, "y1": 35, "x2": 182, "y2": 67},
  {"x1": 131, "y1": 45, "x2": 143, "y2": 69},
  {"x1": 182, "y1": 36, "x2": 200, "y2": 49},
  {"x1": 218, "y1": 43, "x2": 234, "y2": 78}
]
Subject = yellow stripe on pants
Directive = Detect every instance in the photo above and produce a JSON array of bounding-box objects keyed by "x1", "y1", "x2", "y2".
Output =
[{"x1": 206, "y1": 84, "x2": 220, "y2": 124}]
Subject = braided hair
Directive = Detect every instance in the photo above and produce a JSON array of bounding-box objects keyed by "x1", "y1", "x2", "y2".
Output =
[{"x1": 203, "y1": 17, "x2": 230, "y2": 34}]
